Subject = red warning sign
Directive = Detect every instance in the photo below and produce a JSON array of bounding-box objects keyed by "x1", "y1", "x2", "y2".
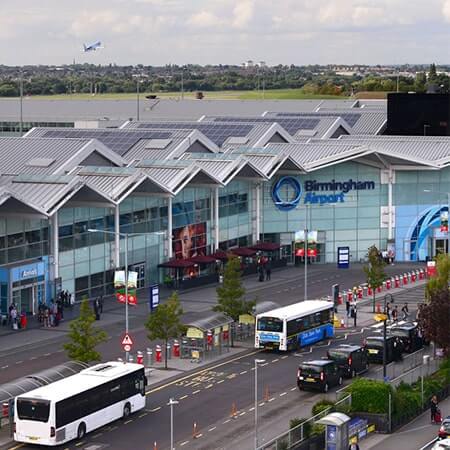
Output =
[{"x1": 121, "y1": 333, "x2": 134, "y2": 347}]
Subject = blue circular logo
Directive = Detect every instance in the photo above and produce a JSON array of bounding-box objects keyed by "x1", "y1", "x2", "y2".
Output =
[{"x1": 272, "y1": 176, "x2": 302, "y2": 211}]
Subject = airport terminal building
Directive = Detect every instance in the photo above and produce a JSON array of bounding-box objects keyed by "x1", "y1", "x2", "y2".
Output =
[{"x1": 0, "y1": 98, "x2": 448, "y2": 315}]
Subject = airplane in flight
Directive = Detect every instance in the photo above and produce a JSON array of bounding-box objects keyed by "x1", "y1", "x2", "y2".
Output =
[{"x1": 83, "y1": 41, "x2": 103, "y2": 52}]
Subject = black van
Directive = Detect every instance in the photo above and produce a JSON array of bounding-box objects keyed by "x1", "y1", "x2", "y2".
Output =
[
  {"x1": 327, "y1": 344, "x2": 369, "y2": 378},
  {"x1": 390, "y1": 322, "x2": 423, "y2": 353},
  {"x1": 297, "y1": 360, "x2": 343, "y2": 393},
  {"x1": 365, "y1": 336, "x2": 403, "y2": 364}
]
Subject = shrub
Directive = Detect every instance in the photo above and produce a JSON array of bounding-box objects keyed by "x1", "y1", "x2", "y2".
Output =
[
  {"x1": 348, "y1": 378, "x2": 393, "y2": 414},
  {"x1": 289, "y1": 417, "x2": 303, "y2": 429},
  {"x1": 311, "y1": 423, "x2": 325, "y2": 436},
  {"x1": 394, "y1": 388, "x2": 421, "y2": 420},
  {"x1": 312, "y1": 399, "x2": 335, "y2": 416},
  {"x1": 277, "y1": 441, "x2": 288, "y2": 450}
]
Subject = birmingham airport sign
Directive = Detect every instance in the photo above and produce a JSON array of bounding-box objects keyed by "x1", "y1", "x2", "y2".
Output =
[{"x1": 272, "y1": 177, "x2": 375, "y2": 211}]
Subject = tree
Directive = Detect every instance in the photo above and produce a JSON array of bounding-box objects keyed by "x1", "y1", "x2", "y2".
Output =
[
  {"x1": 419, "y1": 288, "x2": 450, "y2": 356},
  {"x1": 425, "y1": 253, "x2": 450, "y2": 300},
  {"x1": 145, "y1": 292, "x2": 184, "y2": 369},
  {"x1": 363, "y1": 245, "x2": 386, "y2": 313},
  {"x1": 63, "y1": 298, "x2": 107, "y2": 363},
  {"x1": 214, "y1": 256, "x2": 255, "y2": 345},
  {"x1": 429, "y1": 63, "x2": 438, "y2": 83}
]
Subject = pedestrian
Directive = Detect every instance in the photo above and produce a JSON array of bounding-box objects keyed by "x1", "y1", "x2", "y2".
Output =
[
  {"x1": 258, "y1": 265, "x2": 264, "y2": 282},
  {"x1": 10, "y1": 305, "x2": 18, "y2": 330},
  {"x1": 349, "y1": 443, "x2": 360, "y2": 450},
  {"x1": 351, "y1": 302, "x2": 357, "y2": 327},
  {"x1": 431, "y1": 395, "x2": 439, "y2": 423},
  {"x1": 43, "y1": 305, "x2": 49, "y2": 328},
  {"x1": 346, "y1": 298, "x2": 351, "y2": 318},
  {"x1": 401, "y1": 302, "x2": 409, "y2": 320},
  {"x1": 53, "y1": 301, "x2": 59, "y2": 326},
  {"x1": 94, "y1": 298, "x2": 100, "y2": 320},
  {"x1": 99, "y1": 295, "x2": 104, "y2": 314},
  {"x1": 386, "y1": 302, "x2": 391, "y2": 321},
  {"x1": 266, "y1": 266, "x2": 271, "y2": 281},
  {"x1": 392, "y1": 305, "x2": 399, "y2": 323}
]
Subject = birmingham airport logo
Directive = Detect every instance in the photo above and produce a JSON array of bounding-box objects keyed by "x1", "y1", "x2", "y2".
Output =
[{"x1": 272, "y1": 177, "x2": 375, "y2": 211}]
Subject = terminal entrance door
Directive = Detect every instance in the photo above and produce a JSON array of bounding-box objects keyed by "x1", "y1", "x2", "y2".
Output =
[
  {"x1": 12, "y1": 281, "x2": 45, "y2": 315},
  {"x1": 434, "y1": 238, "x2": 448, "y2": 256}
]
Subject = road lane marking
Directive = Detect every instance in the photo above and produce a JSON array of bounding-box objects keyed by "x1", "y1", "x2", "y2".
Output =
[
  {"x1": 150, "y1": 406, "x2": 161, "y2": 412},
  {"x1": 138, "y1": 412, "x2": 148, "y2": 418},
  {"x1": 75, "y1": 442, "x2": 85, "y2": 447},
  {"x1": 6, "y1": 445, "x2": 24, "y2": 450},
  {"x1": 223, "y1": 419, "x2": 231, "y2": 424},
  {"x1": 419, "y1": 438, "x2": 438, "y2": 450},
  {"x1": 124, "y1": 419, "x2": 133, "y2": 424},
  {"x1": 44, "y1": 353, "x2": 51, "y2": 356},
  {"x1": 248, "y1": 407, "x2": 255, "y2": 412},
  {"x1": 260, "y1": 362, "x2": 268, "y2": 367},
  {"x1": 15, "y1": 361, "x2": 23, "y2": 365},
  {"x1": 240, "y1": 370, "x2": 248, "y2": 375},
  {"x1": 217, "y1": 379, "x2": 225, "y2": 384},
  {"x1": 227, "y1": 374, "x2": 237, "y2": 379},
  {"x1": 192, "y1": 389, "x2": 201, "y2": 394},
  {"x1": 205, "y1": 384, "x2": 214, "y2": 389},
  {"x1": 281, "y1": 355, "x2": 288, "y2": 359},
  {"x1": 239, "y1": 411, "x2": 246, "y2": 416},
  {"x1": 272, "y1": 358, "x2": 279, "y2": 363},
  {"x1": 179, "y1": 395, "x2": 188, "y2": 400},
  {"x1": 197, "y1": 433, "x2": 203, "y2": 438},
  {"x1": 1, "y1": 365, "x2": 8, "y2": 369},
  {"x1": 30, "y1": 356, "x2": 38, "y2": 360},
  {"x1": 93, "y1": 433, "x2": 103, "y2": 438},
  {"x1": 209, "y1": 426, "x2": 217, "y2": 432},
  {"x1": 280, "y1": 392, "x2": 287, "y2": 397},
  {"x1": 291, "y1": 387, "x2": 297, "y2": 391},
  {"x1": 180, "y1": 441, "x2": 189, "y2": 446},
  {"x1": 268, "y1": 398, "x2": 275, "y2": 402},
  {"x1": 259, "y1": 402, "x2": 265, "y2": 407},
  {"x1": 146, "y1": 349, "x2": 261, "y2": 395}
]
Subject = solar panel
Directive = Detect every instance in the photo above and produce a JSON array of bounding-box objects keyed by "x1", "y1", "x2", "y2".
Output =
[
  {"x1": 273, "y1": 112, "x2": 362, "y2": 127},
  {"x1": 135, "y1": 122, "x2": 254, "y2": 146},
  {"x1": 42, "y1": 129, "x2": 173, "y2": 156}
]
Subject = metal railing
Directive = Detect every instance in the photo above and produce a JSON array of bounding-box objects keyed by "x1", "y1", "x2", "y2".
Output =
[
  {"x1": 389, "y1": 356, "x2": 440, "y2": 388},
  {"x1": 256, "y1": 394, "x2": 352, "y2": 450},
  {"x1": 370, "y1": 348, "x2": 427, "y2": 381}
]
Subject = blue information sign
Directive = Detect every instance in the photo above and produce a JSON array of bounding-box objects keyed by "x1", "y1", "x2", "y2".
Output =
[
  {"x1": 337, "y1": 246, "x2": 350, "y2": 269},
  {"x1": 149, "y1": 284, "x2": 160, "y2": 312}
]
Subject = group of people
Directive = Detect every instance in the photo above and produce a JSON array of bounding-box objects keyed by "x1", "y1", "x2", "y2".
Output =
[
  {"x1": 38, "y1": 297, "x2": 64, "y2": 328},
  {"x1": 257, "y1": 256, "x2": 272, "y2": 282},
  {"x1": 385, "y1": 301, "x2": 409, "y2": 323}
]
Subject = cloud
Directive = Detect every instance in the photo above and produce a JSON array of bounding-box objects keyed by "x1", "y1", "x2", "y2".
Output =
[
  {"x1": 232, "y1": 0, "x2": 255, "y2": 28},
  {"x1": 188, "y1": 10, "x2": 224, "y2": 28}
]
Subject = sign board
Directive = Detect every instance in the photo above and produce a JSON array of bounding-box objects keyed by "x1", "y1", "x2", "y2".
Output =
[
  {"x1": 149, "y1": 284, "x2": 160, "y2": 312},
  {"x1": 337, "y1": 246, "x2": 350, "y2": 269},
  {"x1": 114, "y1": 270, "x2": 138, "y2": 305},
  {"x1": 121, "y1": 333, "x2": 133, "y2": 352}
]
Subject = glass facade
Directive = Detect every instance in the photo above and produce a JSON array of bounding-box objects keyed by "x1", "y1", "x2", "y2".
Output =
[
  {"x1": 1, "y1": 160, "x2": 447, "y2": 308},
  {"x1": 0, "y1": 121, "x2": 73, "y2": 136}
]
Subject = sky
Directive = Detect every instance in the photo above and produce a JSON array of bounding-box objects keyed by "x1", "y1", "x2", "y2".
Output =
[{"x1": 2, "y1": 0, "x2": 450, "y2": 66}]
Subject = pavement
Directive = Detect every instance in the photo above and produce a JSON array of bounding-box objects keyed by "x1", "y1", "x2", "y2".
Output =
[
  {"x1": 0, "y1": 262, "x2": 428, "y2": 450},
  {"x1": 360, "y1": 396, "x2": 450, "y2": 450}
]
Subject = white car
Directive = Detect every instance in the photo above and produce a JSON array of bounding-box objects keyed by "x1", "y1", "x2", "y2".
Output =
[{"x1": 432, "y1": 438, "x2": 450, "y2": 449}]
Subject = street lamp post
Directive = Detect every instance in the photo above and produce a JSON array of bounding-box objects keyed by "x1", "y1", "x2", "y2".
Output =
[
  {"x1": 304, "y1": 205, "x2": 309, "y2": 302},
  {"x1": 88, "y1": 228, "x2": 164, "y2": 361},
  {"x1": 136, "y1": 78, "x2": 140, "y2": 121},
  {"x1": 254, "y1": 358, "x2": 266, "y2": 449},
  {"x1": 168, "y1": 397, "x2": 179, "y2": 450}
]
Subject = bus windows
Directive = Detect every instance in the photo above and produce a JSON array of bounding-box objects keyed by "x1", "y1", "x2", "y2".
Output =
[
  {"x1": 257, "y1": 317, "x2": 283, "y2": 332},
  {"x1": 17, "y1": 399, "x2": 50, "y2": 422}
]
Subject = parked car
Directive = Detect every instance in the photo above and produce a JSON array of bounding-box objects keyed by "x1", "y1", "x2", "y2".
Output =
[
  {"x1": 439, "y1": 417, "x2": 450, "y2": 440},
  {"x1": 432, "y1": 438, "x2": 450, "y2": 449},
  {"x1": 389, "y1": 322, "x2": 423, "y2": 353},
  {"x1": 364, "y1": 335, "x2": 403, "y2": 364},
  {"x1": 327, "y1": 344, "x2": 369, "y2": 378},
  {"x1": 297, "y1": 360, "x2": 343, "y2": 393}
]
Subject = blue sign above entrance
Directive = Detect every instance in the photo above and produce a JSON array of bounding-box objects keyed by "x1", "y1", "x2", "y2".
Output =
[{"x1": 272, "y1": 177, "x2": 375, "y2": 209}]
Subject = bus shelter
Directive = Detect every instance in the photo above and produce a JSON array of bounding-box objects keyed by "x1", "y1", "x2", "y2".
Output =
[
  {"x1": 181, "y1": 311, "x2": 233, "y2": 361},
  {"x1": 0, "y1": 361, "x2": 89, "y2": 433}
]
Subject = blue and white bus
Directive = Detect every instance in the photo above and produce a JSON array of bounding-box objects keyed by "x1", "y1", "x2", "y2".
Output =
[{"x1": 255, "y1": 300, "x2": 334, "y2": 351}]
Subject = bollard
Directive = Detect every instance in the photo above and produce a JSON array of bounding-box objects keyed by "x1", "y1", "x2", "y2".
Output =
[
  {"x1": 357, "y1": 287, "x2": 363, "y2": 299},
  {"x1": 419, "y1": 269, "x2": 424, "y2": 280},
  {"x1": 155, "y1": 344, "x2": 162, "y2": 363},
  {"x1": 386, "y1": 279, "x2": 391, "y2": 290},
  {"x1": 147, "y1": 348, "x2": 153, "y2": 366},
  {"x1": 376, "y1": 303, "x2": 381, "y2": 314},
  {"x1": 230, "y1": 402, "x2": 238, "y2": 419},
  {"x1": 137, "y1": 351, "x2": 143, "y2": 365},
  {"x1": 128, "y1": 355, "x2": 134, "y2": 363},
  {"x1": 411, "y1": 272, "x2": 416, "y2": 282},
  {"x1": 403, "y1": 273, "x2": 408, "y2": 285},
  {"x1": 377, "y1": 285, "x2": 382, "y2": 293},
  {"x1": 395, "y1": 276, "x2": 400, "y2": 288},
  {"x1": 367, "y1": 285, "x2": 372, "y2": 296},
  {"x1": 166, "y1": 343, "x2": 172, "y2": 360},
  {"x1": 347, "y1": 290, "x2": 353, "y2": 303}
]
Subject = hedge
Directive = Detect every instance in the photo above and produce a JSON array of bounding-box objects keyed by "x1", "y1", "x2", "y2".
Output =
[{"x1": 348, "y1": 378, "x2": 393, "y2": 414}]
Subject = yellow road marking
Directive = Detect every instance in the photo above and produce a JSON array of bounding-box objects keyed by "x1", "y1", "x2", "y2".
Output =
[{"x1": 146, "y1": 349, "x2": 261, "y2": 395}]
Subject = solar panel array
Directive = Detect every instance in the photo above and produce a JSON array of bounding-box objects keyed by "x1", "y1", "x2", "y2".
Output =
[
  {"x1": 207, "y1": 116, "x2": 321, "y2": 135},
  {"x1": 136, "y1": 122, "x2": 254, "y2": 146},
  {"x1": 272, "y1": 112, "x2": 361, "y2": 127},
  {"x1": 42, "y1": 129, "x2": 173, "y2": 156}
]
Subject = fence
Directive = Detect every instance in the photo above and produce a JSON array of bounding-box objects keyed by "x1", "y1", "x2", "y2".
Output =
[
  {"x1": 256, "y1": 394, "x2": 352, "y2": 450},
  {"x1": 389, "y1": 356, "x2": 440, "y2": 388},
  {"x1": 370, "y1": 348, "x2": 427, "y2": 381}
]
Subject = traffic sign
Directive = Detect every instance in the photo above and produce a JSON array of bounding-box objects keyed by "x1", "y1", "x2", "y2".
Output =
[
  {"x1": 123, "y1": 344, "x2": 131, "y2": 352},
  {"x1": 121, "y1": 333, "x2": 134, "y2": 346}
]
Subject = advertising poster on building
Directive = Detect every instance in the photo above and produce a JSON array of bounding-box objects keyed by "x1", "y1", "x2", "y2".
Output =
[
  {"x1": 114, "y1": 270, "x2": 138, "y2": 305},
  {"x1": 173, "y1": 222, "x2": 207, "y2": 259},
  {"x1": 441, "y1": 211, "x2": 448, "y2": 232}
]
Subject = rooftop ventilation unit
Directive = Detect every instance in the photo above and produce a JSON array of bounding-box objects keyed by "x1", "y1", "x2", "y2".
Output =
[
  {"x1": 25, "y1": 158, "x2": 56, "y2": 167},
  {"x1": 227, "y1": 137, "x2": 249, "y2": 145},
  {"x1": 145, "y1": 139, "x2": 173, "y2": 149}
]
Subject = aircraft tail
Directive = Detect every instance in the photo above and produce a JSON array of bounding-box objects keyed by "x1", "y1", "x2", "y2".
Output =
[{"x1": 83, "y1": 43, "x2": 87, "y2": 51}]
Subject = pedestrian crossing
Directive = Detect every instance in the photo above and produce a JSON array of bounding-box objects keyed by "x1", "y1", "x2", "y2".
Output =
[{"x1": 366, "y1": 320, "x2": 417, "y2": 333}]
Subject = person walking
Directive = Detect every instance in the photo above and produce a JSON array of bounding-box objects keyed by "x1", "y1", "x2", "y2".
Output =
[
  {"x1": 266, "y1": 266, "x2": 271, "y2": 281},
  {"x1": 94, "y1": 298, "x2": 100, "y2": 320},
  {"x1": 386, "y1": 302, "x2": 391, "y2": 321},
  {"x1": 401, "y1": 302, "x2": 409, "y2": 321},
  {"x1": 431, "y1": 395, "x2": 439, "y2": 423},
  {"x1": 392, "y1": 305, "x2": 399, "y2": 324},
  {"x1": 349, "y1": 443, "x2": 360, "y2": 450}
]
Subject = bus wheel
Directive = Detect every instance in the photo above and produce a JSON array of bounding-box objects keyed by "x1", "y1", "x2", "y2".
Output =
[
  {"x1": 77, "y1": 423, "x2": 86, "y2": 440},
  {"x1": 123, "y1": 403, "x2": 131, "y2": 419}
]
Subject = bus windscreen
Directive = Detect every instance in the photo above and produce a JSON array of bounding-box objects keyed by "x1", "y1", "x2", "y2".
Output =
[
  {"x1": 257, "y1": 317, "x2": 283, "y2": 332},
  {"x1": 17, "y1": 399, "x2": 50, "y2": 422}
]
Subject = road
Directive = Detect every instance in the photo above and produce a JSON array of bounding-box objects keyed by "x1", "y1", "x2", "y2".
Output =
[
  {"x1": 0, "y1": 263, "x2": 425, "y2": 450},
  {"x1": 0, "y1": 263, "x2": 421, "y2": 385}
]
